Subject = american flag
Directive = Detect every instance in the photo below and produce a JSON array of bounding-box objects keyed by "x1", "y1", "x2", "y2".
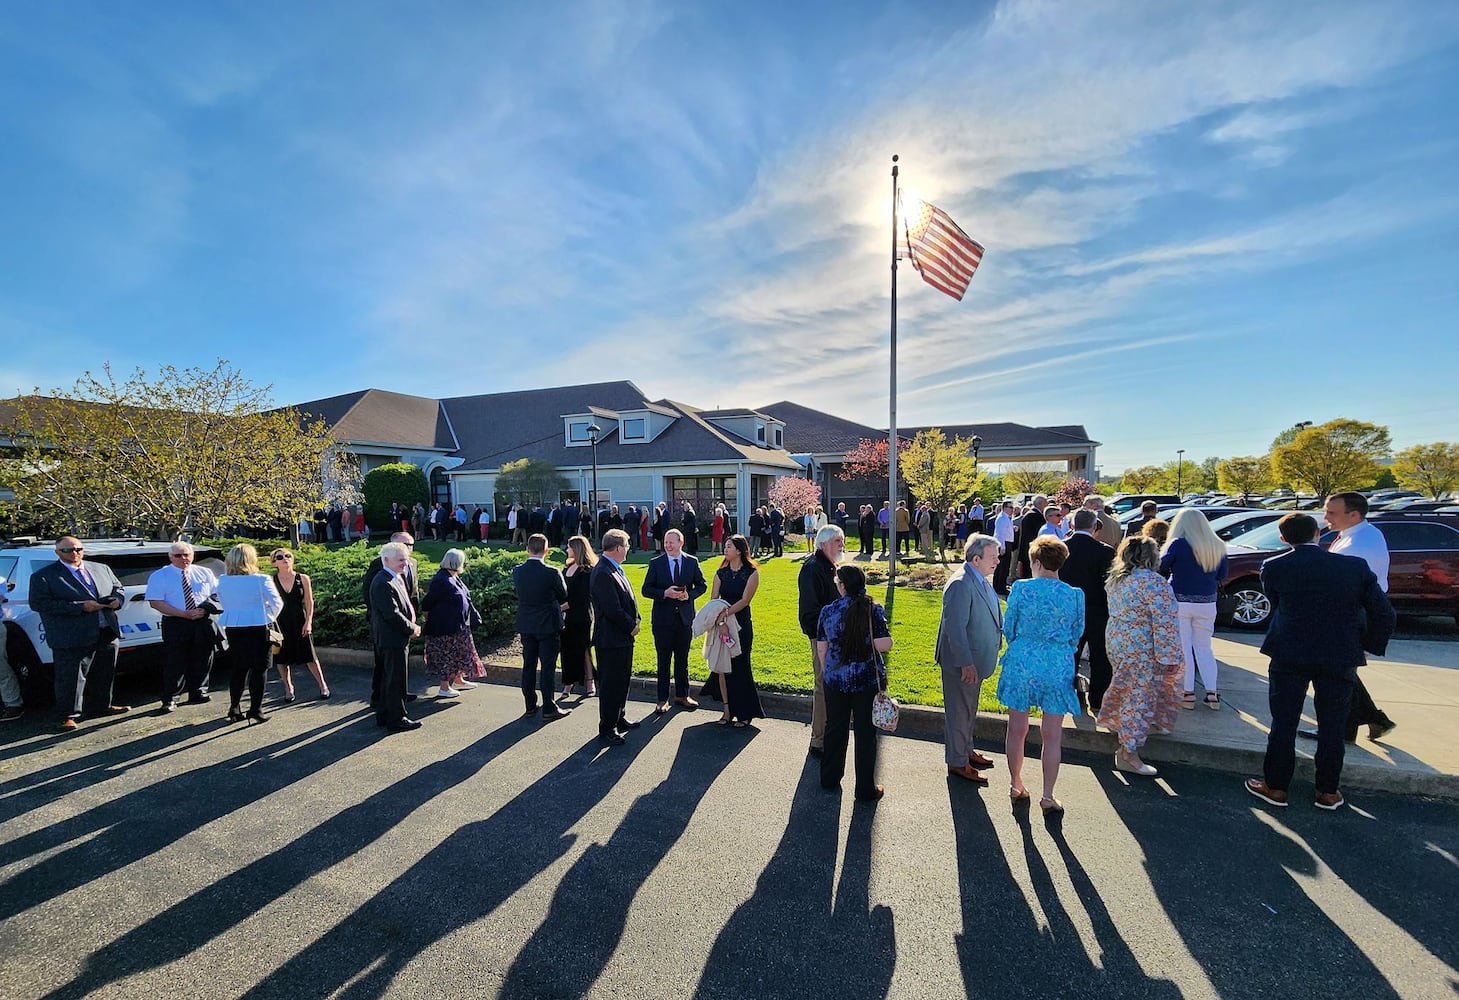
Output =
[{"x1": 902, "y1": 198, "x2": 984, "y2": 301}]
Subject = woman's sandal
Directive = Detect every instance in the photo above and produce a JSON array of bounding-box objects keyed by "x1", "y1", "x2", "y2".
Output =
[
  {"x1": 1010, "y1": 787, "x2": 1031, "y2": 804},
  {"x1": 1205, "y1": 692, "x2": 1221, "y2": 711},
  {"x1": 1039, "y1": 797, "x2": 1064, "y2": 815},
  {"x1": 732, "y1": 720, "x2": 750, "y2": 729},
  {"x1": 1179, "y1": 690, "x2": 1196, "y2": 710},
  {"x1": 717, "y1": 714, "x2": 731, "y2": 726}
]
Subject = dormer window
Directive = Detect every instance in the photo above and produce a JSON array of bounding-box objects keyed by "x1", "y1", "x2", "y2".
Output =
[
  {"x1": 756, "y1": 422, "x2": 766, "y2": 443},
  {"x1": 568, "y1": 420, "x2": 594, "y2": 444},
  {"x1": 621, "y1": 417, "x2": 646, "y2": 441},
  {"x1": 774, "y1": 427, "x2": 783, "y2": 447}
]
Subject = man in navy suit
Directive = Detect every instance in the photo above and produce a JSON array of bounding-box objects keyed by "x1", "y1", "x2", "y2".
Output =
[
  {"x1": 1060, "y1": 510, "x2": 1116, "y2": 713},
  {"x1": 590, "y1": 529, "x2": 641, "y2": 745},
  {"x1": 512, "y1": 533, "x2": 570, "y2": 720},
  {"x1": 641, "y1": 528, "x2": 707, "y2": 714},
  {"x1": 1245, "y1": 514, "x2": 1395, "y2": 811}
]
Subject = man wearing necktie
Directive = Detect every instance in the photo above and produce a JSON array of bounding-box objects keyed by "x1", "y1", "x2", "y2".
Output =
[
  {"x1": 590, "y1": 529, "x2": 641, "y2": 745},
  {"x1": 27, "y1": 537, "x2": 130, "y2": 731},
  {"x1": 370, "y1": 541, "x2": 423, "y2": 731},
  {"x1": 145, "y1": 541, "x2": 220, "y2": 712},
  {"x1": 641, "y1": 528, "x2": 707, "y2": 714}
]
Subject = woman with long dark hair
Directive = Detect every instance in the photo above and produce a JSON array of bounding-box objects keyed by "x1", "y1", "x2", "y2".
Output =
[
  {"x1": 703, "y1": 534, "x2": 764, "y2": 726},
  {"x1": 815, "y1": 564, "x2": 893, "y2": 801},
  {"x1": 560, "y1": 534, "x2": 598, "y2": 699}
]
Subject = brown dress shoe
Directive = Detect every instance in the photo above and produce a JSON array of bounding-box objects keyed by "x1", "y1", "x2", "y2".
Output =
[
  {"x1": 1244, "y1": 777, "x2": 1289, "y2": 807},
  {"x1": 59, "y1": 718, "x2": 79, "y2": 731},
  {"x1": 1314, "y1": 790, "x2": 1346, "y2": 811},
  {"x1": 968, "y1": 750, "x2": 995, "y2": 769},
  {"x1": 674, "y1": 696, "x2": 699, "y2": 710},
  {"x1": 948, "y1": 764, "x2": 989, "y2": 785}
]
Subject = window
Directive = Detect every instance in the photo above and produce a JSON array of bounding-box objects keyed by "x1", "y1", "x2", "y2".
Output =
[
  {"x1": 568, "y1": 421, "x2": 593, "y2": 443},
  {"x1": 756, "y1": 422, "x2": 766, "y2": 443},
  {"x1": 621, "y1": 417, "x2": 646, "y2": 441},
  {"x1": 1376, "y1": 522, "x2": 1459, "y2": 551},
  {"x1": 774, "y1": 427, "x2": 783, "y2": 447}
]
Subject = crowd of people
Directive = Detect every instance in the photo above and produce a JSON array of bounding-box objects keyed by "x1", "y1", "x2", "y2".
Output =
[{"x1": 16, "y1": 490, "x2": 1398, "y2": 813}]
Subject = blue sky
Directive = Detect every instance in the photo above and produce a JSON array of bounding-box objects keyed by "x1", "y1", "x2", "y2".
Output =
[{"x1": 3, "y1": 1, "x2": 1457, "y2": 473}]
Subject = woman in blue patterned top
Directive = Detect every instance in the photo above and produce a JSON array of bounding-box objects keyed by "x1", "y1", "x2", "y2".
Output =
[
  {"x1": 815, "y1": 564, "x2": 894, "y2": 802},
  {"x1": 996, "y1": 535, "x2": 1084, "y2": 814}
]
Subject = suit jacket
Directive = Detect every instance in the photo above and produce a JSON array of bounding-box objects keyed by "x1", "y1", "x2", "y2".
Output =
[
  {"x1": 512, "y1": 557, "x2": 568, "y2": 637},
  {"x1": 1260, "y1": 545, "x2": 1395, "y2": 668},
  {"x1": 29, "y1": 559, "x2": 125, "y2": 647},
  {"x1": 1060, "y1": 532, "x2": 1116, "y2": 619},
  {"x1": 363, "y1": 556, "x2": 420, "y2": 614},
  {"x1": 368, "y1": 570, "x2": 416, "y2": 643},
  {"x1": 934, "y1": 564, "x2": 1003, "y2": 677},
  {"x1": 641, "y1": 553, "x2": 707, "y2": 629},
  {"x1": 590, "y1": 560, "x2": 639, "y2": 648},
  {"x1": 1018, "y1": 510, "x2": 1045, "y2": 558}
]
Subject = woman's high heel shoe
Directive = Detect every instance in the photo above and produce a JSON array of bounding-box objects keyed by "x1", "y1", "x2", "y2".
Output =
[
  {"x1": 226, "y1": 707, "x2": 245, "y2": 723},
  {"x1": 246, "y1": 708, "x2": 269, "y2": 725}
]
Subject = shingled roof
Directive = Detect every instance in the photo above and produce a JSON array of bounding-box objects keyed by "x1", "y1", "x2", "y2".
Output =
[
  {"x1": 895, "y1": 422, "x2": 1099, "y2": 449},
  {"x1": 294, "y1": 389, "x2": 458, "y2": 451},
  {"x1": 755, "y1": 401, "x2": 882, "y2": 454}
]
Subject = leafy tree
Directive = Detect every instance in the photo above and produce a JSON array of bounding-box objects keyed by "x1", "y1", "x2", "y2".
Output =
[
  {"x1": 1118, "y1": 465, "x2": 1164, "y2": 492},
  {"x1": 1392, "y1": 442, "x2": 1459, "y2": 497},
  {"x1": 900, "y1": 429, "x2": 987, "y2": 558},
  {"x1": 492, "y1": 457, "x2": 569, "y2": 512},
  {"x1": 3, "y1": 361, "x2": 354, "y2": 539},
  {"x1": 768, "y1": 476, "x2": 821, "y2": 523},
  {"x1": 1198, "y1": 456, "x2": 1221, "y2": 493},
  {"x1": 362, "y1": 463, "x2": 430, "y2": 528},
  {"x1": 1002, "y1": 463, "x2": 1065, "y2": 496},
  {"x1": 1371, "y1": 467, "x2": 1398, "y2": 489},
  {"x1": 978, "y1": 471, "x2": 1004, "y2": 504},
  {"x1": 1217, "y1": 456, "x2": 1274, "y2": 497},
  {"x1": 1271, "y1": 419, "x2": 1391, "y2": 498},
  {"x1": 837, "y1": 438, "x2": 891, "y2": 482},
  {"x1": 1051, "y1": 477, "x2": 1095, "y2": 509}
]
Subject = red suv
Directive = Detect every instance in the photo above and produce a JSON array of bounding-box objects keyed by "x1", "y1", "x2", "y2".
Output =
[{"x1": 1218, "y1": 511, "x2": 1459, "y2": 629}]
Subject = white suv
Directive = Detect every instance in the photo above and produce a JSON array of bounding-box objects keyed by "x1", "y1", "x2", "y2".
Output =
[{"x1": 1, "y1": 539, "x2": 226, "y2": 702}]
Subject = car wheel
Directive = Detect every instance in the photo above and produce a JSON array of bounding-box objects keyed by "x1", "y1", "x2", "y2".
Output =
[
  {"x1": 5, "y1": 627, "x2": 55, "y2": 709},
  {"x1": 1227, "y1": 580, "x2": 1272, "y2": 629}
]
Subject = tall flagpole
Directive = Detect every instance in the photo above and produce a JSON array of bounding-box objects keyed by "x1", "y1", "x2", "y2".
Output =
[{"x1": 888, "y1": 154, "x2": 900, "y2": 585}]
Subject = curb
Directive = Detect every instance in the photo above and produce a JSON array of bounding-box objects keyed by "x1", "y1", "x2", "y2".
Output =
[{"x1": 316, "y1": 648, "x2": 1459, "y2": 802}]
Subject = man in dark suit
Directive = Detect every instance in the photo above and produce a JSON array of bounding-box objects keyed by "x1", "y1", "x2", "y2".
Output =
[
  {"x1": 563, "y1": 501, "x2": 580, "y2": 538},
  {"x1": 1060, "y1": 510, "x2": 1117, "y2": 713},
  {"x1": 857, "y1": 505, "x2": 876, "y2": 557},
  {"x1": 370, "y1": 541, "x2": 423, "y2": 731},
  {"x1": 1017, "y1": 495, "x2": 1048, "y2": 580},
  {"x1": 624, "y1": 505, "x2": 642, "y2": 552},
  {"x1": 1245, "y1": 513, "x2": 1395, "y2": 811},
  {"x1": 590, "y1": 529, "x2": 641, "y2": 745},
  {"x1": 641, "y1": 528, "x2": 707, "y2": 714},
  {"x1": 28, "y1": 536, "x2": 130, "y2": 730},
  {"x1": 512, "y1": 533, "x2": 571, "y2": 720},
  {"x1": 363, "y1": 532, "x2": 421, "y2": 709},
  {"x1": 768, "y1": 503, "x2": 784, "y2": 558}
]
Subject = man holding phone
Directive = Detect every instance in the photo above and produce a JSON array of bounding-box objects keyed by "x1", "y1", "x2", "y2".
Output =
[{"x1": 28, "y1": 537, "x2": 129, "y2": 730}]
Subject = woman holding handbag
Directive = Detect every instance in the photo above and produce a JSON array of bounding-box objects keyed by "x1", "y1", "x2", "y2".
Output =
[
  {"x1": 216, "y1": 544, "x2": 284, "y2": 725},
  {"x1": 815, "y1": 564, "x2": 894, "y2": 802}
]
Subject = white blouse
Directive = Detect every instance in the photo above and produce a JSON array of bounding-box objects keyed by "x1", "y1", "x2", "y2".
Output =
[{"x1": 215, "y1": 574, "x2": 284, "y2": 628}]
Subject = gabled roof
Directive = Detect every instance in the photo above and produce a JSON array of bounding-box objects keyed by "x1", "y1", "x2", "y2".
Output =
[
  {"x1": 294, "y1": 389, "x2": 457, "y2": 451},
  {"x1": 755, "y1": 401, "x2": 882, "y2": 455},
  {"x1": 895, "y1": 422, "x2": 1100, "y2": 449}
]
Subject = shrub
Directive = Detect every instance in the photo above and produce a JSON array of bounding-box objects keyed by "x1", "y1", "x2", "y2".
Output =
[{"x1": 362, "y1": 463, "x2": 429, "y2": 530}]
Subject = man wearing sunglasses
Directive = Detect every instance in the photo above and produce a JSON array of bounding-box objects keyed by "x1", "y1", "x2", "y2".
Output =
[
  {"x1": 27, "y1": 537, "x2": 129, "y2": 730},
  {"x1": 145, "y1": 541, "x2": 220, "y2": 713}
]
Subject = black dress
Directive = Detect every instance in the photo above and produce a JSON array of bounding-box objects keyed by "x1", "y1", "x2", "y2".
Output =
[
  {"x1": 560, "y1": 566, "x2": 593, "y2": 685},
  {"x1": 275, "y1": 573, "x2": 316, "y2": 666},
  {"x1": 700, "y1": 565, "x2": 764, "y2": 721}
]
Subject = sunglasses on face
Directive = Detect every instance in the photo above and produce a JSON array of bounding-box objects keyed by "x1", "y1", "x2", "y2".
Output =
[
  {"x1": 58, "y1": 547, "x2": 84, "y2": 554},
  {"x1": 272, "y1": 554, "x2": 292, "y2": 561},
  {"x1": 170, "y1": 552, "x2": 191, "y2": 559}
]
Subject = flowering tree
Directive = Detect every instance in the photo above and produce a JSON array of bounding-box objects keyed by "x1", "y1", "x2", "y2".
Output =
[
  {"x1": 1051, "y1": 477, "x2": 1095, "y2": 509},
  {"x1": 768, "y1": 476, "x2": 822, "y2": 523},
  {"x1": 838, "y1": 438, "x2": 891, "y2": 481}
]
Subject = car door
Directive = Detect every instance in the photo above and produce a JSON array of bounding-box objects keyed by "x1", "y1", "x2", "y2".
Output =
[{"x1": 1373, "y1": 521, "x2": 1459, "y2": 608}]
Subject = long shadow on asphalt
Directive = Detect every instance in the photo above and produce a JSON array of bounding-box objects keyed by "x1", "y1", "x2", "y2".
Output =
[
  {"x1": 0, "y1": 712, "x2": 378, "y2": 923},
  {"x1": 496, "y1": 721, "x2": 759, "y2": 997},
  {"x1": 693, "y1": 760, "x2": 896, "y2": 1000},
  {"x1": 39, "y1": 715, "x2": 537, "y2": 1000},
  {"x1": 224, "y1": 721, "x2": 673, "y2": 1000},
  {"x1": 1090, "y1": 764, "x2": 1416, "y2": 998}
]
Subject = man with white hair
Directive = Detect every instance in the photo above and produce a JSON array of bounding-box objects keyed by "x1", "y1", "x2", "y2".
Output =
[
  {"x1": 797, "y1": 524, "x2": 845, "y2": 758},
  {"x1": 371, "y1": 541, "x2": 422, "y2": 731},
  {"x1": 146, "y1": 540, "x2": 220, "y2": 713},
  {"x1": 1084, "y1": 494, "x2": 1122, "y2": 550}
]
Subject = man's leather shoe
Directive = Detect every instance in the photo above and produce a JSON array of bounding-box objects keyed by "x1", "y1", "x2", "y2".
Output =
[
  {"x1": 522, "y1": 706, "x2": 539, "y2": 718},
  {"x1": 1298, "y1": 728, "x2": 1358, "y2": 744},
  {"x1": 948, "y1": 764, "x2": 989, "y2": 785},
  {"x1": 855, "y1": 785, "x2": 886, "y2": 802},
  {"x1": 59, "y1": 718, "x2": 78, "y2": 731},
  {"x1": 99, "y1": 705, "x2": 129, "y2": 716},
  {"x1": 808, "y1": 745, "x2": 824, "y2": 758},
  {"x1": 184, "y1": 694, "x2": 212, "y2": 705},
  {"x1": 968, "y1": 750, "x2": 995, "y2": 769},
  {"x1": 1314, "y1": 790, "x2": 1346, "y2": 811},
  {"x1": 1368, "y1": 719, "x2": 1397, "y2": 741},
  {"x1": 1244, "y1": 777, "x2": 1288, "y2": 808},
  {"x1": 618, "y1": 718, "x2": 642, "y2": 730},
  {"x1": 674, "y1": 696, "x2": 699, "y2": 710},
  {"x1": 405, "y1": 693, "x2": 419, "y2": 703},
  {"x1": 160, "y1": 701, "x2": 177, "y2": 714},
  {"x1": 599, "y1": 731, "x2": 626, "y2": 746},
  {"x1": 543, "y1": 707, "x2": 572, "y2": 721},
  {"x1": 388, "y1": 719, "x2": 422, "y2": 732}
]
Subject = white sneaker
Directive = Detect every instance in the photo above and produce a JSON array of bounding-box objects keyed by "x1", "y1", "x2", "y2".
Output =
[
  {"x1": 437, "y1": 688, "x2": 460, "y2": 699},
  {"x1": 455, "y1": 680, "x2": 478, "y2": 690}
]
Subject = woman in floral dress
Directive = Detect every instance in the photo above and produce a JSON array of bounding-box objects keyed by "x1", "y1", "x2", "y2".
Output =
[
  {"x1": 996, "y1": 535, "x2": 1084, "y2": 813},
  {"x1": 1099, "y1": 536, "x2": 1183, "y2": 777}
]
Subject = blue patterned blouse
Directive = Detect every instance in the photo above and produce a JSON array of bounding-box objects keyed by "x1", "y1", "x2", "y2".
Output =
[{"x1": 816, "y1": 596, "x2": 891, "y2": 694}]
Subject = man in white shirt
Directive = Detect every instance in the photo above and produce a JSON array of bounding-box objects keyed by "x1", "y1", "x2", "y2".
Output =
[
  {"x1": 1303, "y1": 492, "x2": 1396, "y2": 742},
  {"x1": 992, "y1": 501, "x2": 1017, "y2": 595},
  {"x1": 146, "y1": 542, "x2": 220, "y2": 713}
]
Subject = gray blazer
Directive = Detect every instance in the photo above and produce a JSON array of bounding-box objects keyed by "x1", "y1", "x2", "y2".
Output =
[
  {"x1": 934, "y1": 563, "x2": 1003, "y2": 678},
  {"x1": 29, "y1": 559, "x2": 126, "y2": 648}
]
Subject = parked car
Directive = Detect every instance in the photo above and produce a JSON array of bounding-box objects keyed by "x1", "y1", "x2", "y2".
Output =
[
  {"x1": 1107, "y1": 494, "x2": 1181, "y2": 515},
  {"x1": 1207, "y1": 509, "x2": 1287, "y2": 542},
  {"x1": 1116, "y1": 504, "x2": 1263, "y2": 527},
  {"x1": 0, "y1": 538, "x2": 226, "y2": 705},
  {"x1": 1218, "y1": 512, "x2": 1459, "y2": 629}
]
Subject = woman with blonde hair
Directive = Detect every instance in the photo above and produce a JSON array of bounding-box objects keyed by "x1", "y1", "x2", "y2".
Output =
[
  {"x1": 1160, "y1": 508, "x2": 1229, "y2": 709},
  {"x1": 560, "y1": 534, "x2": 598, "y2": 698},
  {"x1": 216, "y1": 544, "x2": 284, "y2": 724},
  {"x1": 269, "y1": 548, "x2": 329, "y2": 702},
  {"x1": 1100, "y1": 537, "x2": 1183, "y2": 775}
]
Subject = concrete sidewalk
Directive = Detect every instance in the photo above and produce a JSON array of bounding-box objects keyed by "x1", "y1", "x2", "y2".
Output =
[{"x1": 322, "y1": 632, "x2": 1459, "y2": 800}]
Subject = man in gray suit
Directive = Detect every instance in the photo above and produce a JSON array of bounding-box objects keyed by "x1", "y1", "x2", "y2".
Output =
[
  {"x1": 370, "y1": 541, "x2": 422, "y2": 732},
  {"x1": 28, "y1": 536, "x2": 130, "y2": 730},
  {"x1": 935, "y1": 534, "x2": 1003, "y2": 783}
]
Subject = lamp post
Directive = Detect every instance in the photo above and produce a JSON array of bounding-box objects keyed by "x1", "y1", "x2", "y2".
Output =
[
  {"x1": 587, "y1": 424, "x2": 601, "y2": 517},
  {"x1": 1176, "y1": 448, "x2": 1185, "y2": 496}
]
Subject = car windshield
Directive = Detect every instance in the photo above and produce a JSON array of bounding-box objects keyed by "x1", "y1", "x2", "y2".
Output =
[
  {"x1": 1227, "y1": 517, "x2": 1329, "y2": 552},
  {"x1": 87, "y1": 547, "x2": 226, "y2": 587}
]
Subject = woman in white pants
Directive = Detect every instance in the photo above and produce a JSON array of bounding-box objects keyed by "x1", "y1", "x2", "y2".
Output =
[{"x1": 1159, "y1": 509, "x2": 1229, "y2": 709}]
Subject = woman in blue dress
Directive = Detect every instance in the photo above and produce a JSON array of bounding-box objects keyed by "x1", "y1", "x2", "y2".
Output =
[{"x1": 996, "y1": 535, "x2": 1084, "y2": 813}]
